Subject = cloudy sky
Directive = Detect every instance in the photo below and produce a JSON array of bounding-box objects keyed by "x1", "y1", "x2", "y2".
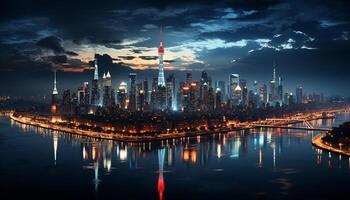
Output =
[{"x1": 1, "y1": 0, "x2": 350, "y2": 96}]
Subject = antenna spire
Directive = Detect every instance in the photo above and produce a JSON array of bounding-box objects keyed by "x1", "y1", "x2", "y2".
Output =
[{"x1": 53, "y1": 70, "x2": 58, "y2": 95}]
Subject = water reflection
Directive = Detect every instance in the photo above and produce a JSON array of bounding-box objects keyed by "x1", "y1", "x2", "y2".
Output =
[{"x1": 7, "y1": 111, "x2": 350, "y2": 199}]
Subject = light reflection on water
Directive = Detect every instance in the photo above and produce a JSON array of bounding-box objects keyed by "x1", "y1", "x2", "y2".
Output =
[{"x1": 1, "y1": 111, "x2": 350, "y2": 199}]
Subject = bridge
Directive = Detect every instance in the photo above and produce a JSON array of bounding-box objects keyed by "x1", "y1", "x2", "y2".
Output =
[
  {"x1": 253, "y1": 125, "x2": 331, "y2": 131},
  {"x1": 252, "y1": 117, "x2": 332, "y2": 131}
]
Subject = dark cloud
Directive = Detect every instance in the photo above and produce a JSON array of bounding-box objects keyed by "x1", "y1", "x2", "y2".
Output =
[
  {"x1": 139, "y1": 55, "x2": 158, "y2": 60},
  {"x1": 118, "y1": 56, "x2": 136, "y2": 60},
  {"x1": 36, "y1": 36, "x2": 65, "y2": 54},
  {"x1": 65, "y1": 51, "x2": 79, "y2": 56},
  {"x1": 131, "y1": 49, "x2": 149, "y2": 54},
  {"x1": 164, "y1": 59, "x2": 176, "y2": 63},
  {"x1": 44, "y1": 55, "x2": 67, "y2": 64}
]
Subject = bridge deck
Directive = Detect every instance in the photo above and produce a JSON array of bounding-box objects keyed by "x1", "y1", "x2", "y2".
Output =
[{"x1": 253, "y1": 125, "x2": 331, "y2": 131}]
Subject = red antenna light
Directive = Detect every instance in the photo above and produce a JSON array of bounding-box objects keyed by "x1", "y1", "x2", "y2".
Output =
[{"x1": 158, "y1": 26, "x2": 164, "y2": 55}]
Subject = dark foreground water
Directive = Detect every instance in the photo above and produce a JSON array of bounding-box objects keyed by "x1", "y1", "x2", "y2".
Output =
[{"x1": 1, "y1": 112, "x2": 350, "y2": 200}]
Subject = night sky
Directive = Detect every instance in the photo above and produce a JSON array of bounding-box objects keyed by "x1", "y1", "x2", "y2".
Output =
[{"x1": 1, "y1": 0, "x2": 349, "y2": 97}]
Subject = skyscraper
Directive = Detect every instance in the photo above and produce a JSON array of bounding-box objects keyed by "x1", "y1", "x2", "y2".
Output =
[
  {"x1": 269, "y1": 66, "x2": 276, "y2": 104},
  {"x1": 229, "y1": 74, "x2": 239, "y2": 99},
  {"x1": 215, "y1": 80, "x2": 225, "y2": 101},
  {"x1": 117, "y1": 82, "x2": 127, "y2": 109},
  {"x1": 143, "y1": 79, "x2": 149, "y2": 103},
  {"x1": 259, "y1": 84, "x2": 267, "y2": 107},
  {"x1": 277, "y1": 77, "x2": 283, "y2": 104},
  {"x1": 157, "y1": 27, "x2": 165, "y2": 87},
  {"x1": 215, "y1": 88, "x2": 222, "y2": 109},
  {"x1": 166, "y1": 74, "x2": 175, "y2": 111},
  {"x1": 128, "y1": 73, "x2": 137, "y2": 111},
  {"x1": 91, "y1": 54, "x2": 100, "y2": 106},
  {"x1": 103, "y1": 71, "x2": 112, "y2": 108},
  {"x1": 138, "y1": 89, "x2": 145, "y2": 111},
  {"x1": 186, "y1": 73, "x2": 192, "y2": 84},
  {"x1": 296, "y1": 86, "x2": 303, "y2": 104},
  {"x1": 51, "y1": 70, "x2": 59, "y2": 114}
]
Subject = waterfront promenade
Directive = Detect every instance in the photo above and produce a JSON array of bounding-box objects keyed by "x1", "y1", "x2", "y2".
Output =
[
  {"x1": 312, "y1": 133, "x2": 350, "y2": 156},
  {"x1": 9, "y1": 109, "x2": 343, "y2": 142}
]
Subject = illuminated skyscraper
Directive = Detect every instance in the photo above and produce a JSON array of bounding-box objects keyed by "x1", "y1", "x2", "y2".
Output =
[
  {"x1": 143, "y1": 78, "x2": 149, "y2": 103},
  {"x1": 259, "y1": 84, "x2": 268, "y2": 107},
  {"x1": 166, "y1": 74, "x2": 176, "y2": 111},
  {"x1": 277, "y1": 77, "x2": 283, "y2": 104},
  {"x1": 103, "y1": 71, "x2": 112, "y2": 107},
  {"x1": 91, "y1": 54, "x2": 100, "y2": 106},
  {"x1": 157, "y1": 27, "x2": 165, "y2": 87},
  {"x1": 269, "y1": 66, "x2": 276, "y2": 103},
  {"x1": 128, "y1": 73, "x2": 137, "y2": 111},
  {"x1": 296, "y1": 85, "x2": 303, "y2": 104},
  {"x1": 215, "y1": 80, "x2": 225, "y2": 101},
  {"x1": 215, "y1": 88, "x2": 222, "y2": 109},
  {"x1": 117, "y1": 82, "x2": 127, "y2": 109},
  {"x1": 229, "y1": 74, "x2": 239, "y2": 99},
  {"x1": 62, "y1": 89, "x2": 71, "y2": 114}
]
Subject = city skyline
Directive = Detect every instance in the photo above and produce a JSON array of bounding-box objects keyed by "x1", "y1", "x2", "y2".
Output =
[
  {"x1": 1, "y1": 1, "x2": 350, "y2": 199},
  {"x1": 1, "y1": 0, "x2": 350, "y2": 96}
]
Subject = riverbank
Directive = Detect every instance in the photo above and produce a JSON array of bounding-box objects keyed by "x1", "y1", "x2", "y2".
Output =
[
  {"x1": 9, "y1": 113, "x2": 244, "y2": 142},
  {"x1": 312, "y1": 133, "x2": 350, "y2": 156},
  {"x1": 9, "y1": 108, "x2": 346, "y2": 142}
]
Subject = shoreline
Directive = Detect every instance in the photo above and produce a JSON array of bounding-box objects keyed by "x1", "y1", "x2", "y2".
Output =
[
  {"x1": 9, "y1": 113, "x2": 245, "y2": 142},
  {"x1": 311, "y1": 133, "x2": 350, "y2": 156},
  {"x1": 9, "y1": 109, "x2": 344, "y2": 142}
]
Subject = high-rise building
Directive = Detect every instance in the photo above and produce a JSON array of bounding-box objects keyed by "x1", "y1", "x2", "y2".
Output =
[
  {"x1": 51, "y1": 70, "x2": 59, "y2": 114},
  {"x1": 157, "y1": 27, "x2": 165, "y2": 87},
  {"x1": 215, "y1": 81, "x2": 225, "y2": 101},
  {"x1": 259, "y1": 84, "x2": 267, "y2": 106},
  {"x1": 143, "y1": 79, "x2": 149, "y2": 103},
  {"x1": 215, "y1": 88, "x2": 222, "y2": 109},
  {"x1": 200, "y1": 72, "x2": 210, "y2": 110},
  {"x1": 208, "y1": 87, "x2": 215, "y2": 111},
  {"x1": 190, "y1": 82, "x2": 200, "y2": 111},
  {"x1": 288, "y1": 92, "x2": 295, "y2": 105},
  {"x1": 137, "y1": 82, "x2": 143, "y2": 110},
  {"x1": 277, "y1": 77, "x2": 283, "y2": 104},
  {"x1": 117, "y1": 82, "x2": 127, "y2": 109},
  {"x1": 284, "y1": 92, "x2": 289, "y2": 105},
  {"x1": 103, "y1": 72, "x2": 112, "y2": 108},
  {"x1": 157, "y1": 85, "x2": 167, "y2": 111},
  {"x1": 242, "y1": 86, "x2": 248, "y2": 106},
  {"x1": 62, "y1": 89, "x2": 71, "y2": 114},
  {"x1": 77, "y1": 82, "x2": 89, "y2": 114},
  {"x1": 138, "y1": 89, "x2": 145, "y2": 111},
  {"x1": 166, "y1": 74, "x2": 175, "y2": 111},
  {"x1": 229, "y1": 74, "x2": 239, "y2": 99},
  {"x1": 186, "y1": 73, "x2": 192, "y2": 84},
  {"x1": 181, "y1": 84, "x2": 190, "y2": 111},
  {"x1": 91, "y1": 54, "x2": 100, "y2": 106},
  {"x1": 296, "y1": 86, "x2": 303, "y2": 104},
  {"x1": 128, "y1": 73, "x2": 137, "y2": 111},
  {"x1": 269, "y1": 66, "x2": 276, "y2": 103},
  {"x1": 253, "y1": 80, "x2": 260, "y2": 107}
]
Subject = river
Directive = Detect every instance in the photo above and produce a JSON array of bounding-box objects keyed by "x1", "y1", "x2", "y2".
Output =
[{"x1": 0, "y1": 111, "x2": 350, "y2": 199}]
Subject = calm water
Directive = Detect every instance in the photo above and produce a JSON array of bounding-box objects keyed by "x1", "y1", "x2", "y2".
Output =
[{"x1": 1, "y1": 112, "x2": 350, "y2": 199}]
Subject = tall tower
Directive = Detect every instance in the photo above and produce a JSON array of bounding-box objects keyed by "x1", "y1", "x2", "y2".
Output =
[
  {"x1": 51, "y1": 70, "x2": 59, "y2": 113},
  {"x1": 269, "y1": 62, "x2": 276, "y2": 103},
  {"x1": 53, "y1": 70, "x2": 58, "y2": 95},
  {"x1": 157, "y1": 27, "x2": 165, "y2": 87},
  {"x1": 91, "y1": 54, "x2": 100, "y2": 106}
]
